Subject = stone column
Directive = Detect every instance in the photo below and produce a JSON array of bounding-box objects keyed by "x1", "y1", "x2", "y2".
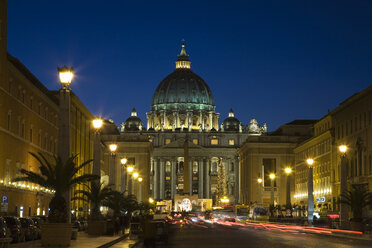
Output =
[
  {"x1": 160, "y1": 159, "x2": 165, "y2": 199},
  {"x1": 205, "y1": 158, "x2": 211, "y2": 198},
  {"x1": 235, "y1": 156, "x2": 240, "y2": 203},
  {"x1": 189, "y1": 159, "x2": 193, "y2": 196},
  {"x1": 121, "y1": 166, "x2": 126, "y2": 193},
  {"x1": 209, "y1": 112, "x2": 213, "y2": 131},
  {"x1": 146, "y1": 113, "x2": 150, "y2": 130},
  {"x1": 308, "y1": 166, "x2": 314, "y2": 224},
  {"x1": 199, "y1": 158, "x2": 204, "y2": 198},
  {"x1": 171, "y1": 159, "x2": 176, "y2": 199},
  {"x1": 187, "y1": 111, "x2": 192, "y2": 131},
  {"x1": 340, "y1": 154, "x2": 349, "y2": 229},
  {"x1": 153, "y1": 158, "x2": 159, "y2": 200}
]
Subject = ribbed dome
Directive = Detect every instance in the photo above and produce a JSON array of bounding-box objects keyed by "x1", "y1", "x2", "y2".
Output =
[
  {"x1": 123, "y1": 108, "x2": 144, "y2": 131},
  {"x1": 151, "y1": 44, "x2": 215, "y2": 112},
  {"x1": 222, "y1": 109, "x2": 240, "y2": 131}
]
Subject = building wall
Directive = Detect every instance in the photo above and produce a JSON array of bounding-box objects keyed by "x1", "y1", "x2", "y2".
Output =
[
  {"x1": 293, "y1": 115, "x2": 336, "y2": 212},
  {"x1": 332, "y1": 85, "x2": 372, "y2": 217},
  {"x1": 238, "y1": 135, "x2": 302, "y2": 206},
  {"x1": 0, "y1": 57, "x2": 58, "y2": 216}
]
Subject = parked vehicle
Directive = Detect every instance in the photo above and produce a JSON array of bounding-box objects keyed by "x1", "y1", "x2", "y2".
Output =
[
  {"x1": 0, "y1": 217, "x2": 9, "y2": 238},
  {"x1": 4, "y1": 216, "x2": 24, "y2": 243},
  {"x1": 31, "y1": 217, "x2": 42, "y2": 239},
  {"x1": 73, "y1": 220, "x2": 82, "y2": 231},
  {"x1": 19, "y1": 218, "x2": 37, "y2": 241}
]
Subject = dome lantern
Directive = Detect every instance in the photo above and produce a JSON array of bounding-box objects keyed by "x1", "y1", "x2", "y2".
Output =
[{"x1": 176, "y1": 42, "x2": 191, "y2": 69}]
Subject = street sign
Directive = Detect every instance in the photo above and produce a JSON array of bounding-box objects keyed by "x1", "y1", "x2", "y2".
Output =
[
  {"x1": 1, "y1": 196, "x2": 8, "y2": 203},
  {"x1": 1, "y1": 196, "x2": 8, "y2": 212},
  {"x1": 316, "y1": 196, "x2": 325, "y2": 203}
]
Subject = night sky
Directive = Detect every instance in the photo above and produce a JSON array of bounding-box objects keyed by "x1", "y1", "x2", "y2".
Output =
[{"x1": 7, "y1": 1, "x2": 372, "y2": 131}]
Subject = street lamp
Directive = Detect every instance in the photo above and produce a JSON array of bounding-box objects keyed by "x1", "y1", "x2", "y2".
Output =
[
  {"x1": 257, "y1": 178, "x2": 263, "y2": 184},
  {"x1": 269, "y1": 173, "x2": 276, "y2": 205},
  {"x1": 92, "y1": 118, "x2": 103, "y2": 181},
  {"x1": 306, "y1": 158, "x2": 315, "y2": 225},
  {"x1": 58, "y1": 66, "x2": 74, "y2": 89},
  {"x1": 108, "y1": 144, "x2": 117, "y2": 188},
  {"x1": 120, "y1": 157, "x2": 128, "y2": 193},
  {"x1": 149, "y1": 197, "x2": 154, "y2": 204},
  {"x1": 127, "y1": 166, "x2": 134, "y2": 173},
  {"x1": 284, "y1": 167, "x2": 292, "y2": 208},
  {"x1": 339, "y1": 145, "x2": 349, "y2": 229},
  {"x1": 133, "y1": 172, "x2": 139, "y2": 179},
  {"x1": 57, "y1": 66, "x2": 74, "y2": 223}
]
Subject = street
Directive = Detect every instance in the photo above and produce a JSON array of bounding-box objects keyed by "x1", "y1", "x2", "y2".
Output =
[{"x1": 149, "y1": 222, "x2": 372, "y2": 248}]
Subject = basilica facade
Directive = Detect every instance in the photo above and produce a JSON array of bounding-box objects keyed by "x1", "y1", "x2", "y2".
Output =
[{"x1": 106, "y1": 44, "x2": 267, "y2": 206}]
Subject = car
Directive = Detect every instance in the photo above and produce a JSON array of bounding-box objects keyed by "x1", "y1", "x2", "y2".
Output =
[
  {"x1": 0, "y1": 217, "x2": 10, "y2": 238},
  {"x1": 4, "y1": 216, "x2": 25, "y2": 243},
  {"x1": 73, "y1": 220, "x2": 82, "y2": 231},
  {"x1": 19, "y1": 218, "x2": 37, "y2": 241},
  {"x1": 31, "y1": 217, "x2": 42, "y2": 239}
]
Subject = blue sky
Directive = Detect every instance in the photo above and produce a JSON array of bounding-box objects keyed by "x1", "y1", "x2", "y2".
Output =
[{"x1": 7, "y1": 0, "x2": 372, "y2": 131}]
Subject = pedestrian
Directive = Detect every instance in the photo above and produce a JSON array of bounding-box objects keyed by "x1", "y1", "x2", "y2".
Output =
[{"x1": 114, "y1": 216, "x2": 120, "y2": 235}]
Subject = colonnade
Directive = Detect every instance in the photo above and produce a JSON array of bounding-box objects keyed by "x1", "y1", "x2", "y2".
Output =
[{"x1": 151, "y1": 156, "x2": 240, "y2": 203}]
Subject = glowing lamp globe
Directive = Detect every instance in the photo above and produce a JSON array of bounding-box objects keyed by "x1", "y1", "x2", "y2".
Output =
[
  {"x1": 92, "y1": 118, "x2": 103, "y2": 129},
  {"x1": 306, "y1": 158, "x2": 314, "y2": 166},
  {"x1": 127, "y1": 166, "x2": 134, "y2": 173},
  {"x1": 285, "y1": 167, "x2": 292, "y2": 175},
  {"x1": 257, "y1": 178, "x2": 263, "y2": 183},
  {"x1": 133, "y1": 172, "x2": 139, "y2": 179},
  {"x1": 339, "y1": 145, "x2": 347, "y2": 154},
  {"x1": 120, "y1": 158, "x2": 128, "y2": 165},
  {"x1": 58, "y1": 66, "x2": 74, "y2": 86},
  {"x1": 269, "y1": 173, "x2": 276, "y2": 180},
  {"x1": 109, "y1": 144, "x2": 117, "y2": 152}
]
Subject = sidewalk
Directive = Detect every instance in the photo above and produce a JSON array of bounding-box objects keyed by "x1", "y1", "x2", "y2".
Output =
[{"x1": 9, "y1": 230, "x2": 133, "y2": 248}]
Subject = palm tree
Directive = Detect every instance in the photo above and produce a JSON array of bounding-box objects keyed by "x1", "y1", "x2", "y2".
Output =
[
  {"x1": 340, "y1": 184, "x2": 372, "y2": 221},
  {"x1": 104, "y1": 191, "x2": 138, "y2": 217},
  {"x1": 12, "y1": 152, "x2": 99, "y2": 223},
  {"x1": 72, "y1": 181, "x2": 113, "y2": 220}
]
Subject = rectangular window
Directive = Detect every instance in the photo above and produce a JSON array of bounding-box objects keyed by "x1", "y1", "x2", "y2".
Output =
[
  {"x1": 263, "y1": 158, "x2": 276, "y2": 187},
  {"x1": 192, "y1": 139, "x2": 198, "y2": 145},
  {"x1": 229, "y1": 139, "x2": 235, "y2": 145},
  {"x1": 38, "y1": 132, "x2": 41, "y2": 146},
  {"x1": 355, "y1": 117, "x2": 358, "y2": 131},
  {"x1": 29, "y1": 128, "x2": 33, "y2": 142},
  {"x1": 17, "y1": 118, "x2": 21, "y2": 136},
  {"x1": 350, "y1": 120, "x2": 353, "y2": 134},
  {"x1": 345, "y1": 122, "x2": 348, "y2": 136},
  {"x1": 165, "y1": 138, "x2": 171, "y2": 145},
  {"x1": 30, "y1": 98, "x2": 33, "y2": 109},
  {"x1": 21, "y1": 121, "x2": 25, "y2": 138},
  {"x1": 38, "y1": 104, "x2": 41, "y2": 115},
  {"x1": 7, "y1": 112, "x2": 11, "y2": 130},
  {"x1": 211, "y1": 139, "x2": 218, "y2": 145}
]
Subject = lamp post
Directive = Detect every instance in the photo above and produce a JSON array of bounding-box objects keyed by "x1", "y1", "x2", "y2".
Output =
[
  {"x1": 285, "y1": 167, "x2": 292, "y2": 208},
  {"x1": 127, "y1": 166, "x2": 134, "y2": 195},
  {"x1": 109, "y1": 144, "x2": 117, "y2": 189},
  {"x1": 92, "y1": 118, "x2": 103, "y2": 183},
  {"x1": 339, "y1": 145, "x2": 349, "y2": 229},
  {"x1": 138, "y1": 176, "x2": 143, "y2": 202},
  {"x1": 269, "y1": 173, "x2": 276, "y2": 206},
  {"x1": 257, "y1": 177, "x2": 263, "y2": 204},
  {"x1": 57, "y1": 66, "x2": 73, "y2": 223},
  {"x1": 120, "y1": 158, "x2": 127, "y2": 193},
  {"x1": 306, "y1": 158, "x2": 314, "y2": 225}
]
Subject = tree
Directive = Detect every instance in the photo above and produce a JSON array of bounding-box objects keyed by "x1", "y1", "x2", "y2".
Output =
[
  {"x1": 72, "y1": 181, "x2": 113, "y2": 220},
  {"x1": 216, "y1": 157, "x2": 227, "y2": 204},
  {"x1": 340, "y1": 184, "x2": 372, "y2": 221},
  {"x1": 104, "y1": 191, "x2": 138, "y2": 217},
  {"x1": 13, "y1": 152, "x2": 99, "y2": 223}
]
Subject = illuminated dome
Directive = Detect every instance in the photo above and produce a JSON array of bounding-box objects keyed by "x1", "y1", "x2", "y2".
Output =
[
  {"x1": 151, "y1": 43, "x2": 215, "y2": 112},
  {"x1": 222, "y1": 109, "x2": 240, "y2": 131},
  {"x1": 123, "y1": 108, "x2": 144, "y2": 131}
]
